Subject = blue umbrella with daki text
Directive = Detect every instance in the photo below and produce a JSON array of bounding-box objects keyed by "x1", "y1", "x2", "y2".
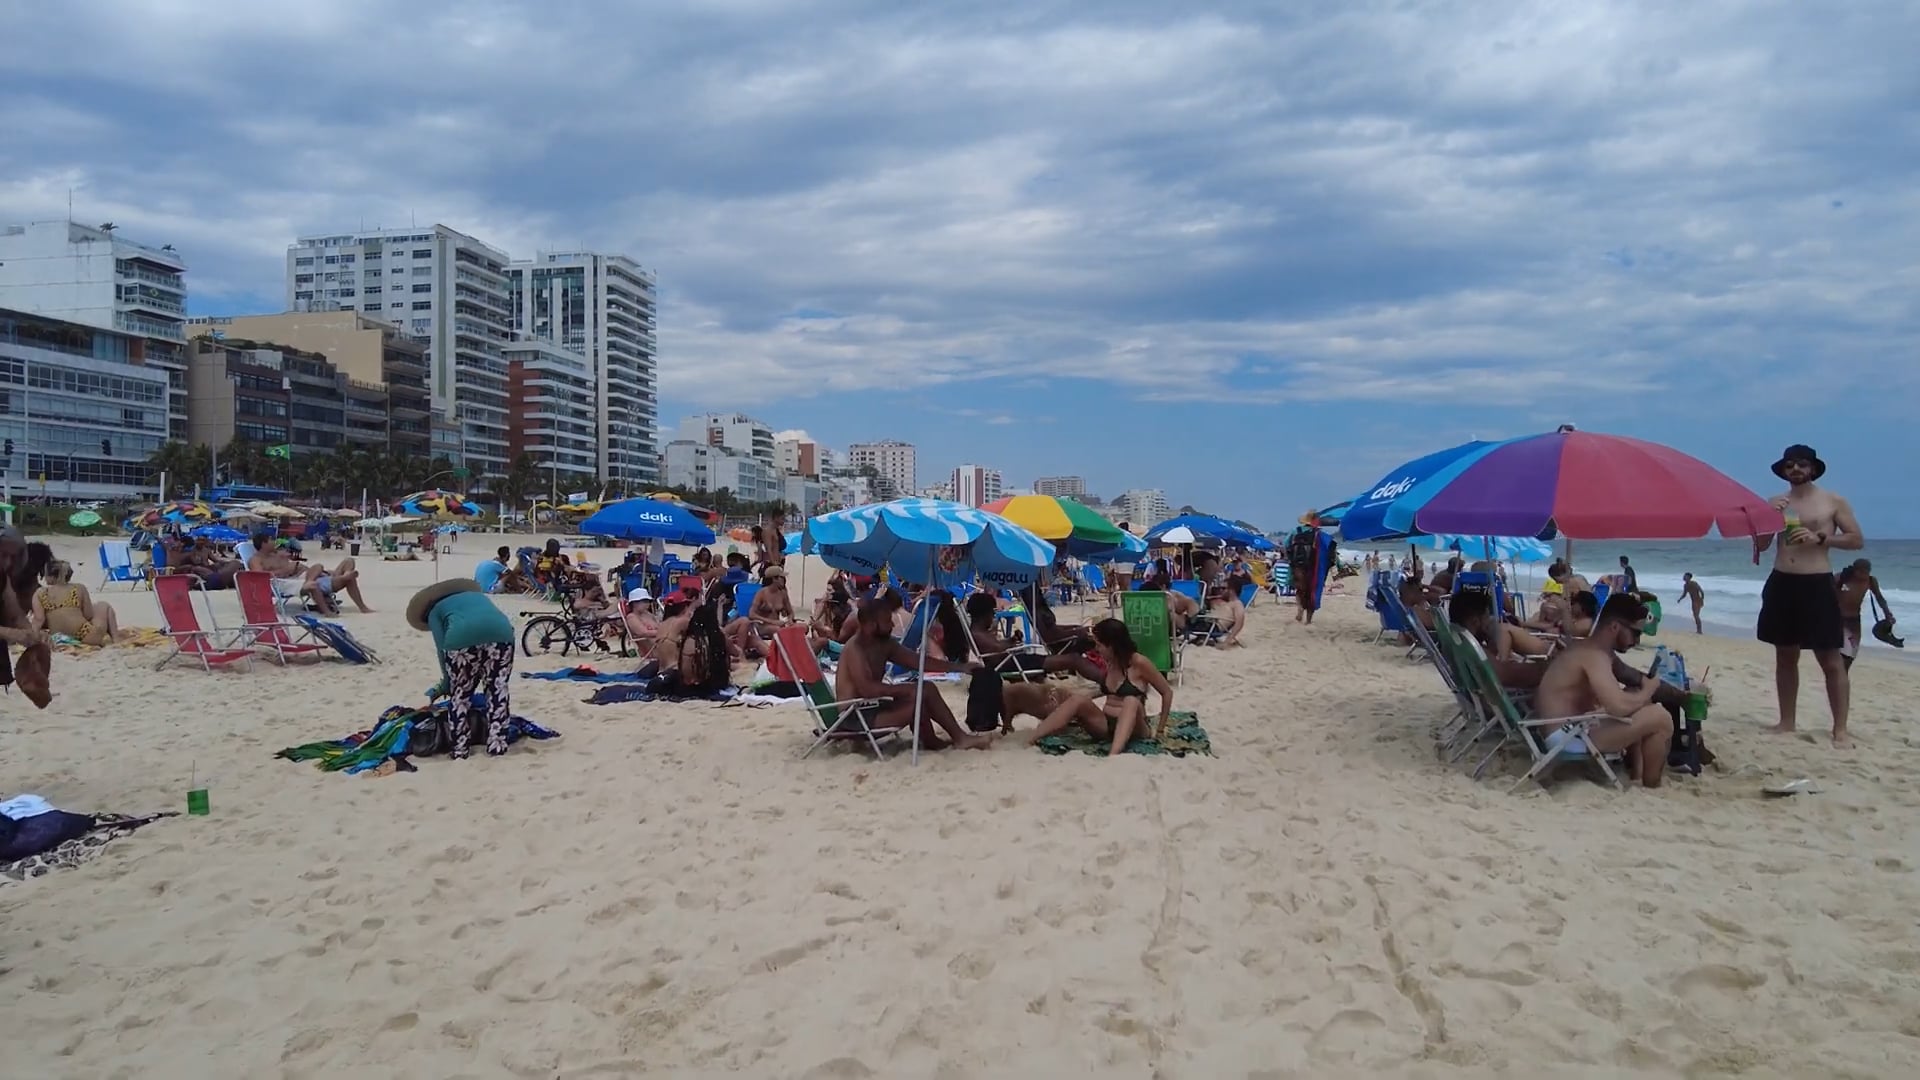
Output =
[
  {"x1": 1338, "y1": 439, "x2": 1526, "y2": 543},
  {"x1": 578, "y1": 498, "x2": 717, "y2": 545},
  {"x1": 189, "y1": 523, "x2": 248, "y2": 544}
]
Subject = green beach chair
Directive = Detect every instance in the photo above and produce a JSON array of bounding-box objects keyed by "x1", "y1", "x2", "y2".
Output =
[{"x1": 1122, "y1": 590, "x2": 1181, "y2": 685}]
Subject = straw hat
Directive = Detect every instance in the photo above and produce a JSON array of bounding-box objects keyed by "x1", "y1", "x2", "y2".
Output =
[{"x1": 407, "y1": 578, "x2": 482, "y2": 632}]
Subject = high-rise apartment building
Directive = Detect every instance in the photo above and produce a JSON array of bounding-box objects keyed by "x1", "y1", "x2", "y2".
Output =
[
  {"x1": 185, "y1": 312, "x2": 432, "y2": 460},
  {"x1": 506, "y1": 252, "x2": 659, "y2": 488},
  {"x1": 950, "y1": 464, "x2": 1003, "y2": 508},
  {"x1": 505, "y1": 339, "x2": 599, "y2": 480},
  {"x1": 1119, "y1": 488, "x2": 1170, "y2": 527},
  {"x1": 0, "y1": 308, "x2": 173, "y2": 501},
  {"x1": 0, "y1": 220, "x2": 190, "y2": 439},
  {"x1": 848, "y1": 439, "x2": 915, "y2": 498},
  {"x1": 1033, "y1": 476, "x2": 1086, "y2": 499},
  {"x1": 286, "y1": 225, "x2": 512, "y2": 477},
  {"x1": 776, "y1": 436, "x2": 820, "y2": 478}
]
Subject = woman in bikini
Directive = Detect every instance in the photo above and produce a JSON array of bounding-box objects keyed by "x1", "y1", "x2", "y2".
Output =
[
  {"x1": 1026, "y1": 618, "x2": 1172, "y2": 756},
  {"x1": 29, "y1": 559, "x2": 129, "y2": 646}
]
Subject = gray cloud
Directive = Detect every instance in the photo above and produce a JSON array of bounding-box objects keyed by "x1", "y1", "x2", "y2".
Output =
[{"x1": 2, "y1": 0, "x2": 1914, "y2": 411}]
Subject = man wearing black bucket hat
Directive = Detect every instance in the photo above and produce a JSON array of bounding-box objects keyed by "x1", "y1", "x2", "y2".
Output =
[{"x1": 1753, "y1": 444, "x2": 1865, "y2": 748}]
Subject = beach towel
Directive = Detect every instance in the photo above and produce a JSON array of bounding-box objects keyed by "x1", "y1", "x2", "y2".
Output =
[
  {"x1": 276, "y1": 704, "x2": 559, "y2": 773},
  {"x1": 584, "y1": 684, "x2": 739, "y2": 706},
  {"x1": 521, "y1": 666, "x2": 651, "y2": 683},
  {"x1": 1034, "y1": 711, "x2": 1212, "y2": 758},
  {"x1": 1, "y1": 810, "x2": 175, "y2": 886}
]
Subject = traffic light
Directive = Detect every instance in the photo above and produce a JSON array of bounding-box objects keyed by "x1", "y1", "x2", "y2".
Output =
[{"x1": 101, "y1": 438, "x2": 111, "y2": 457}]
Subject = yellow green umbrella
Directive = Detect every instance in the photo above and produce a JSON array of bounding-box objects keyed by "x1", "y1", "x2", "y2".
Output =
[{"x1": 981, "y1": 495, "x2": 1126, "y2": 556}]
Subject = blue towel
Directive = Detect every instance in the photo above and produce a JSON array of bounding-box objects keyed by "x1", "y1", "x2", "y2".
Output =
[{"x1": 521, "y1": 667, "x2": 650, "y2": 684}]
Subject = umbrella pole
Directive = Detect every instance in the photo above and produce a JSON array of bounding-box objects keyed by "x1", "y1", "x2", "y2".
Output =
[{"x1": 911, "y1": 550, "x2": 934, "y2": 766}]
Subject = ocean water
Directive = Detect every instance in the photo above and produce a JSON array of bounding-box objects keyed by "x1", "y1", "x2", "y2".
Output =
[{"x1": 1353, "y1": 538, "x2": 1919, "y2": 656}]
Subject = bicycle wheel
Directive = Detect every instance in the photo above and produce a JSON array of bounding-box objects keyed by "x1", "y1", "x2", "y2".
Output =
[{"x1": 521, "y1": 615, "x2": 575, "y2": 657}]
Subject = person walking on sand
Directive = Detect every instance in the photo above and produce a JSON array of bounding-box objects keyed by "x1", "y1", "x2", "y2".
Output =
[
  {"x1": 1753, "y1": 444, "x2": 1864, "y2": 748},
  {"x1": 1680, "y1": 572, "x2": 1705, "y2": 634},
  {"x1": 1836, "y1": 560, "x2": 1894, "y2": 671},
  {"x1": 408, "y1": 579, "x2": 516, "y2": 759},
  {"x1": 1618, "y1": 555, "x2": 1638, "y2": 593}
]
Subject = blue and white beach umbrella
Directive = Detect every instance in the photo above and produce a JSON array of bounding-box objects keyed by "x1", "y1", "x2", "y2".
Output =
[
  {"x1": 1427, "y1": 533, "x2": 1553, "y2": 563},
  {"x1": 806, "y1": 498, "x2": 1055, "y2": 764},
  {"x1": 807, "y1": 498, "x2": 1056, "y2": 591}
]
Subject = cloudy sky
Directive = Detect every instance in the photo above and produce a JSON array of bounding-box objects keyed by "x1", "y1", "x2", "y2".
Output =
[{"x1": 4, "y1": 1, "x2": 1915, "y2": 533}]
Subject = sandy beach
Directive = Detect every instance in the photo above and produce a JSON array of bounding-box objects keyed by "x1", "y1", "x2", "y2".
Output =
[{"x1": 3, "y1": 536, "x2": 1918, "y2": 1079}]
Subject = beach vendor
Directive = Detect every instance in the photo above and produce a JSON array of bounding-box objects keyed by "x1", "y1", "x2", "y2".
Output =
[{"x1": 407, "y1": 579, "x2": 516, "y2": 759}]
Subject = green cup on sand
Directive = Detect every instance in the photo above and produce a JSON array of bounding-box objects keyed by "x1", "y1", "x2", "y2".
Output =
[{"x1": 1683, "y1": 691, "x2": 1710, "y2": 723}]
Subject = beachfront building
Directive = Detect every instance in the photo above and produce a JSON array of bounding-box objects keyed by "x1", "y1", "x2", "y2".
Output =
[
  {"x1": 776, "y1": 436, "x2": 821, "y2": 479},
  {"x1": 286, "y1": 225, "x2": 512, "y2": 479},
  {"x1": 0, "y1": 220, "x2": 190, "y2": 440},
  {"x1": 504, "y1": 339, "x2": 599, "y2": 480},
  {"x1": 784, "y1": 474, "x2": 831, "y2": 516},
  {"x1": 506, "y1": 252, "x2": 659, "y2": 488},
  {"x1": 950, "y1": 464, "x2": 1003, "y2": 508},
  {"x1": 921, "y1": 479, "x2": 954, "y2": 501},
  {"x1": 184, "y1": 337, "x2": 365, "y2": 460},
  {"x1": 662, "y1": 440, "x2": 781, "y2": 504},
  {"x1": 184, "y1": 312, "x2": 432, "y2": 460},
  {"x1": 849, "y1": 439, "x2": 915, "y2": 498},
  {"x1": 0, "y1": 307, "x2": 171, "y2": 502},
  {"x1": 1120, "y1": 488, "x2": 1170, "y2": 527},
  {"x1": 1033, "y1": 475, "x2": 1086, "y2": 499}
]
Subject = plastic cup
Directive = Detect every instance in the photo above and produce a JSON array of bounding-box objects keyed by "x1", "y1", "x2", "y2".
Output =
[
  {"x1": 187, "y1": 788, "x2": 210, "y2": 815},
  {"x1": 1683, "y1": 691, "x2": 1709, "y2": 724}
]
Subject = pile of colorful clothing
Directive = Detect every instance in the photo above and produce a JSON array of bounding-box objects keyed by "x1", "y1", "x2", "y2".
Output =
[{"x1": 275, "y1": 701, "x2": 560, "y2": 774}]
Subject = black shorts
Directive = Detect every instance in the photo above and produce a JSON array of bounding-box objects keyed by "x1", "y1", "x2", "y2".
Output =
[{"x1": 1757, "y1": 570, "x2": 1844, "y2": 651}]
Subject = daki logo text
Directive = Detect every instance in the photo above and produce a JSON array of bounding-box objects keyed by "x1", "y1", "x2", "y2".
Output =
[{"x1": 1369, "y1": 477, "x2": 1417, "y2": 501}]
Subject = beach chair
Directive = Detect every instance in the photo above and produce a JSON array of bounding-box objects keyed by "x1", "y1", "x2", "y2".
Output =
[
  {"x1": 729, "y1": 582, "x2": 761, "y2": 623},
  {"x1": 1083, "y1": 563, "x2": 1108, "y2": 603},
  {"x1": 1121, "y1": 590, "x2": 1182, "y2": 685},
  {"x1": 1446, "y1": 628, "x2": 1623, "y2": 791},
  {"x1": 1423, "y1": 611, "x2": 1496, "y2": 759},
  {"x1": 771, "y1": 625, "x2": 901, "y2": 759},
  {"x1": 1238, "y1": 583, "x2": 1258, "y2": 609},
  {"x1": 153, "y1": 574, "x2": 254, "y2": 673},
  {"x1": 233, "y1": 570, "x2": 326, "y2": 664},
  {"x1": 98, "y1": 541, "x2": 143, "y2": 590}
]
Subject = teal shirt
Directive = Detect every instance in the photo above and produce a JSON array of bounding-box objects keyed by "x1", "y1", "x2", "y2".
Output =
[{"x1": 427, "y1": 591, "x2": 515, "y2": 682}]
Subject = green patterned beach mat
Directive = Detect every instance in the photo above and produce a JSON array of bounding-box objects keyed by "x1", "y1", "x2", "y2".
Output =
[{"x1": 1035, "y1": 711, "x2": 1211, "y2": 757}]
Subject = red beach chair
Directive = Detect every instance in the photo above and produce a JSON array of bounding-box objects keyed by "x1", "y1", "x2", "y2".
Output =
[
  {"x1": 154, "y1": 575, "x2": 254, "y2": 673},
  {"x1": 234, "y1": 570, "x2": 326, "y2": 664}
]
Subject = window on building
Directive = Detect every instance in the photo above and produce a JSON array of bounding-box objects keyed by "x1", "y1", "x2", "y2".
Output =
[
  {"x1": 413, "y1": 249, "x2": 431, "y2": 258},
  {"x1": 412, "y1": 266, "x2": 431, "y2": 276},
  {"x1": 363, "y1": 304, "x2": 381, "y2": 313},
  {"x1": 411, "y1": 301, "x2": 431, "y2": 310},
  {"x1": 338, "y1": 289, "x2": 356, "y2": 298},
  {"x1": 411, "y1": 319, "x2": 430, "y2": 332},
  {"x1": 295, "y1": 274, "x2": 314, "y2": 284},
  {"x1": 295, "y1": 291, "x2": 313, "y2": 300},
  {"x1": 340, "y1": 254, "x2": 355, "y2": 264},
  {"x1": 324, "y1": 255, "x2": 339, "y2": 264},
  {"x1": 411, "y1": 283, "x2": 431, "y2": 293},
  {"x1": 390, "y1": 267, "x2": 404, "y2": 275},
  {"x1": 366, "y1": 285, "x2": 382, "y2": 295},
  {"x1": 294, "y1": 257, "x2": 314, "y2": 267}
]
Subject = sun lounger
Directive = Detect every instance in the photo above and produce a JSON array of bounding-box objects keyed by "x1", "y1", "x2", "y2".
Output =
[
  {"x1": 770, "y1": 625, "x2": 901, "y2": 758},
  {"x1": 234, "y1": 570, "x2": 327, "y2": 664},
  {"x1": 153, "y1": 575, "x2": 254, "y2": 673}
]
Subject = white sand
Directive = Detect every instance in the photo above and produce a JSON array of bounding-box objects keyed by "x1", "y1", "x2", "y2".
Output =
[{"x1": 3, "y1": 538, "x2": 1918, "y2": 1078}]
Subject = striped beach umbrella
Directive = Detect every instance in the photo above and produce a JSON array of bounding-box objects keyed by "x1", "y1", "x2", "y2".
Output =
[{"x1": 981, "y1": 495, "x2": 1127, "y2": 557}]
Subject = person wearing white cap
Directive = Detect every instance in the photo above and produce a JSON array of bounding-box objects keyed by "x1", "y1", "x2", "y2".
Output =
[{"x1": 623, "y1": 585, "x2": 660, "y2": 658}]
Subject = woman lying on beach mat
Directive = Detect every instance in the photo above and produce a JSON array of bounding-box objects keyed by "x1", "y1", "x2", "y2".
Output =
[{"x1": 1025, "y1": 619, "x2": 1172, "y2": 756}]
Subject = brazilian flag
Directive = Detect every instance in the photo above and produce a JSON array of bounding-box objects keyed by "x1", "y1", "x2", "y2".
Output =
[{"x1": 265, "y1": 444, "x2": 292, "y2": 460}]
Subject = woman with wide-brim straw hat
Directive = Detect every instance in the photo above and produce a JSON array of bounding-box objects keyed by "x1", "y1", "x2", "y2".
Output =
[{"x1": 407, "y1": 578, "x2": 517, "y2": 758}]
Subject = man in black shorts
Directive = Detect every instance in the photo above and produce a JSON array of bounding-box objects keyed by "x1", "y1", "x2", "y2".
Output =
[{"x1": 1752, "y1": 444, "x2": 1865, "y2": 748}]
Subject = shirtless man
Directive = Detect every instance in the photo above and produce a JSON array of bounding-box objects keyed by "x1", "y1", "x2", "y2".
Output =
[
  {"x1": 1195, "y1": 554, "x2": 1247, "y2": 646},
  {"x1": 1752, "y1": 444, "x2": 1863, "y2": 747},
  {"x1": 1836, "y1": 560, "x2": 1893, "y2": 671},
  {"x1": 836, "y1": 600, "x2": 991, "y2": 750},
  {"x1": 249, "y1": 543, "x2": 373, "y2": 615},
  {"x1": 1533, "y1": 594, "x2": 1673, "y2": 788},
  {"x1": 1680, "y1": 573, "x2": 1705, "y2": 634}
]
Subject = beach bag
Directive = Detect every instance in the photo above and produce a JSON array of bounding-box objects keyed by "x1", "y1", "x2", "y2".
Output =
[
  {"x1": 1871, "y1": 595, "x2": 1904, "y2": 648},
  {"x1": 966, "y1": 670, "x2": 1004, "y2": 732},
  {"x1": 408, "y1": 702, "x2": 483, "y2": 758},
  {"x1": 0, "y1": 810, "x2": 95, "y2": 862}
]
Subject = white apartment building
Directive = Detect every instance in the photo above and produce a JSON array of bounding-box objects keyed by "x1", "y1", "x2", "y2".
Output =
[
  {"x1": 921, "y1": 479, "x2": 954, "y2": 501},
  {"x1": 950, "y1": 464, "x2": 1003, "y2": 508},
  {"x1": 507, "y1": 252, "x2": 659, "y2": 488},
  {"x1": 662, "y1": 440, "x2": 781, "y2": 504},
  {"x1": 848, "y1": 439, "x2": 915, "y2": 498},
  {"x1": 287, "y1": 225, "x2": 512, "y2": 477},
  {"x1": 679, "y1": 412, "x2": 774, "y2": 463},
  {"x1": 505, "y1": 339, "x2": 599, "y2": 480},
  {"x1": 1119, "y1": 488, "x2": 1170, "y2": 528},
  {"x1": 0, "y1": 220, "x2": 191, "y2": 439},
  {"x1": 0, "y1": 307, "x2": 172, "y2": 501},
  {"x1": 1033, "y1": 475, "x2": 1086, "y2": 499}
]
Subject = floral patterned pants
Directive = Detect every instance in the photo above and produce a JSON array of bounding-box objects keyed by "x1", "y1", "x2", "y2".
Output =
[{"x1": 445, "y1": 641, "x2": 514, "y2": 757}]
